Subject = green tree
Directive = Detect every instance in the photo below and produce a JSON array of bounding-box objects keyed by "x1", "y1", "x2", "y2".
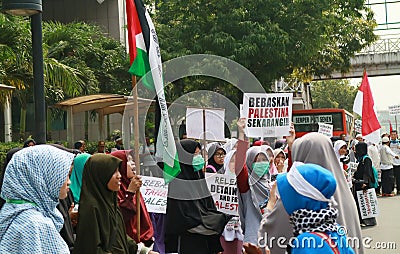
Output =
[
  {"x1": 0, "y1": 15, "x2": 133, "y2": 141},
  {"x1": 43, "y1": 21, "x2": 132, "y2": 139},
  {"x1": 154, "y1": 0, "x2": 376, "y2": 102},
  {"x1": 44, "y1": 21, "x2": 131, "y2": 96},
  {"x1": 310, "y1": 79, "x2": 357, "y2": 112},
  {"x1": 0, "y1": 14, "x2": 86, "y2": 140}
]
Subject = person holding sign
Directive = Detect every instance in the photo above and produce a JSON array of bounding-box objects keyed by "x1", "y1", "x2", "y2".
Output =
[
  {"x1": 353, "y1": 142, "x2": 377, "y2": 227},
  {"x1": 237, "y1": 146, "x2": 272, "y2": 245},
  {"x1": 165, "y1": 139, "x2": 230, "y2": 254},
  {"x1": 216, "y1": 149, "x2": 244, "y2": 254},
  {"x1": 73, "y1": 154, "x2": 157, "y2": 254},
  {"x1": 111, "y1": 150, "x2": 154, "y2": 246}
]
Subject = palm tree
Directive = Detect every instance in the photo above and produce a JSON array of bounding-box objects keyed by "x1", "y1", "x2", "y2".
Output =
[
  {"x1": 1, "y1": 15, "x2": 132, "y2": 141},
  {"x1": 0, "y1": 14, "x2": 87, "y2": 140}
]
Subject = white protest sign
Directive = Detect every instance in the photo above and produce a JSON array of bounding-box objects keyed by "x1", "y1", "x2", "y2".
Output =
[
  {"x1": 389, "y1": 105, "x2": 400, "y2": 115},
  {"x1": 318, "y1": 122, "x2": 333, "y2": 137},
  {"x1": 356, "y1": 189, "x2": 379, "y2": 219},
  {"x1": 140, "y1": 176, "x2": 168, "y2": 214},
  {"x1": 354, "y1": 119, "x2": 362, "y2": 134},
  {"x1": 242, "y1": 93, "x2": 293, "y2": 137},
  {"x1": 205, "y1": 173, "x2": 239, "y2": 216},
  {"x1": 186, "y1": 107, "x2": 225, "y2": 141}
]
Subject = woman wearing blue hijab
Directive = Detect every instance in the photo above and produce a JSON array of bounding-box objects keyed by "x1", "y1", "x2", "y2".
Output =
[{"x1": 0, "y1": 145, "x2": 74, "y2": 253}]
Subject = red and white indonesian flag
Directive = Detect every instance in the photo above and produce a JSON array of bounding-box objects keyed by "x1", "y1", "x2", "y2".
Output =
[{"x1": 353, "y1": 71, "x2": 381, "y2": 143}]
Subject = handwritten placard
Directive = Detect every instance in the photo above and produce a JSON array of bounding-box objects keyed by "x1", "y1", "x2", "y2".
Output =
[
  {"x1": 140, "y1": 176, "x2": 168, "y2": 214},
  {"x1": 356, "y1": 189, "x2": 379, "y2": 219},
  {"x1": 205, "y1": 173, "x2": 239, "y2": 216},
  {"x1": 389, "y1": 105, "x2": 400, "y2": 115},
  {"x1": 318, "y1": 122, "x2": 333, "y2": 137}
]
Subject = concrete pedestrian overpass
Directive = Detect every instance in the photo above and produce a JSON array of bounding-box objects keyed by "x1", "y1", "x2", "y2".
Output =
[
  {"x1": 314, "y1": 0, "x2": 400, "y2": 80},
  {"x1": 314, "y1": 37, "x2": 400, "y2": 80}
]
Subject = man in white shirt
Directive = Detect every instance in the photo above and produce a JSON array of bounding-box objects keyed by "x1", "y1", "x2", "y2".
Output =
[
  {"x1": 389, "y1": 130, "x2": 400, "y2": 195},
  {"x1": 380, "y1": 136, "x2": 400, "y2": 196}
]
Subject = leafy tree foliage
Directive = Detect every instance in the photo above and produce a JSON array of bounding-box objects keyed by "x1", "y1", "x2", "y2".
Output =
[
  {"x1": 0, "y1": 14, "x2": 132, "y2": 139},
  {"x1": 311, "y1": 79, "x2": 358, "y2": 112},
  {"x1": 43, "y1": 21, "x2": 132, "y2": 97},
  {"x1": 154, "y1": 0, "x2": 377, "y2": 104}
]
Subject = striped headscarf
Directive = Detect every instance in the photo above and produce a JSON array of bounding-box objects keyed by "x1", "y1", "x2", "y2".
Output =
[{"x1": 0, "y1": 145, "x2": 74, "y2": 253}]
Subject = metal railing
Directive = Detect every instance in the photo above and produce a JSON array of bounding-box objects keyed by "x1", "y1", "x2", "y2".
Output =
[{"x1": 358, "y1": 37, "x2": 400, "y2": 54}]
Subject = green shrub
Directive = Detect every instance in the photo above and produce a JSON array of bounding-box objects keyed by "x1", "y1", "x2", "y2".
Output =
[
  {"x1": 0, "y1": 142, "x2": 23, "y2": 173},
  {"x1": 85, "y1": 141, "x2": 115, "y2": 154}
]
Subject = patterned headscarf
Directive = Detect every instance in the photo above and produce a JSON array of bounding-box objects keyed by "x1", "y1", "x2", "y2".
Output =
[
  {"x1": 260, "y1": 133, "x2": 364, "y2": 254},
  {"x1": 0, "y1": 145, "x2": 74, "y2": 253}
]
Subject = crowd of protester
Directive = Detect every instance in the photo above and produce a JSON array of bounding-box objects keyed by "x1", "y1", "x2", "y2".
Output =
[{"x1": 2, "y1": 121, "x2": 397, "y2": 253}]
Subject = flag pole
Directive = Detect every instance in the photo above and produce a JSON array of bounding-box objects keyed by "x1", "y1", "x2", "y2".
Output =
[
  {"x1": 202, "y1": 108, "x2": 207, "y2": 171},
  {"x1": 132, "y1": 76, "x2": 141, "y2": 241}
]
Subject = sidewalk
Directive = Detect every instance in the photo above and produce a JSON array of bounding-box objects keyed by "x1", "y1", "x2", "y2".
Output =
[{"x1": 362, "y1": 195, "x2": 400, "y2": 253}]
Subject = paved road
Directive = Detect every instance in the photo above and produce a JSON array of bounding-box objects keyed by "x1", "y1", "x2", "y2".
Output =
[{"x1": 362, "y1": 195, "x2": 400, "y2": 254}]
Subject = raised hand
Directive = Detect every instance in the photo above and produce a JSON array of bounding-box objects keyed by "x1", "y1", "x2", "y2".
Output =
[{"x1": 127, "y1": 175, "x2": 142, "y2": 193}]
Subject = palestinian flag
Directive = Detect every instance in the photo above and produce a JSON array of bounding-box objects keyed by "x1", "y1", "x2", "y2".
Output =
[{"x1": 126, "y1": 0, "x2": 181, "y2": 183}]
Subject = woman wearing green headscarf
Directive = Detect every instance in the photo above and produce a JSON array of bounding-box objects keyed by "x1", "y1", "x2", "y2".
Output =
[{"x1": 70, "y1": 153, "x2": 91, "y2": 204}]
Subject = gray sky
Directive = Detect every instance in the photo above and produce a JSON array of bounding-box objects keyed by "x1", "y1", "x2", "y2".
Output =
[{"x1": 351, "y1": 75, "x2": 400, "y2": 111}]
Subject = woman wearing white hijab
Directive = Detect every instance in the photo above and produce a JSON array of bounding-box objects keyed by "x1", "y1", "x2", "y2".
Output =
[
  {"x1": 259, "y1": 132, "x2": 364, "y2": 254},
  {"x1": 334, "y1": 140, "x2": 348, "y2": 169},
  {"x1": 219, "y1": 150, "x2": 244, "y2": 254}
]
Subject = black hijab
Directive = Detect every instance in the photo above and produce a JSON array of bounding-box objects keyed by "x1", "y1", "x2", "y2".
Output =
[
  {"x1": 355, "y1": 142, "x2": 368, "y2": 161},
  {"x1": 206, "y1": 143, "x2": 226, "y2": 173},
  {"x1": 23, "y1": 138, "x2": 36, "y2": 147},
  {"x1": 165, "y1": 140, "x2": 230, "y2": 253},
  {"x1": 354, "y1": 142, "x2": 374, "y2": 187},
  {"x1": 73, "y1": 154, "x2": 136, "y2": 253}
]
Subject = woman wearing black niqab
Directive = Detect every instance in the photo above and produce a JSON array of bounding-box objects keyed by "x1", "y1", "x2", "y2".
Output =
[
  {"x1": 165, "y1": 139, "x2": 230, "y2": 254},
  {"x1": 354, "y1": 142, "x2": 377, "y2": 226}
]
